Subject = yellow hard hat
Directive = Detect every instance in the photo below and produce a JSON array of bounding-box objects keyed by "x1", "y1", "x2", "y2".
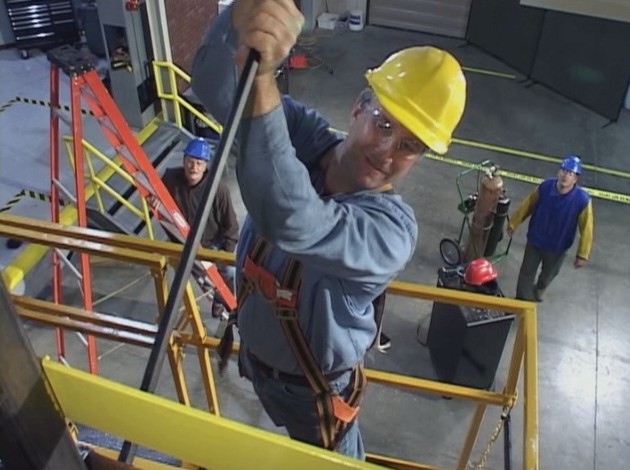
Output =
[{"x1": 365, "y1": 46, "x2": 466, "y2": 154}]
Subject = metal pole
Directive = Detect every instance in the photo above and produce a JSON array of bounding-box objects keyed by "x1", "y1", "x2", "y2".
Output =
[
  {"x1": 50, "y1": 63, "x2": 66, "y2": 363},
  {"x1": 118, "y1": 49, "x2": 260, "y2": 464}
]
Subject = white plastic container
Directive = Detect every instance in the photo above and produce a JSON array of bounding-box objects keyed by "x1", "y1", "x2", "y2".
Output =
[
  {"x1": 317, "y1": 12, "x2": 339, "y2": 30},
  {"x1": 349, "y1": 9, "x2": 364, "y2": 31}
]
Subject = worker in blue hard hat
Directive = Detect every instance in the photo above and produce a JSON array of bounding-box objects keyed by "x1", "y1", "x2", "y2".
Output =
[
  {"x1": 507, "y1": 155, "x2": 594, "y2": 302},
  {"x1": 161, "y1": 137, "x2": 239, "y2": 317},
  {"x1": 181, "y1": 137, "x2": 212, "y2": 186}
]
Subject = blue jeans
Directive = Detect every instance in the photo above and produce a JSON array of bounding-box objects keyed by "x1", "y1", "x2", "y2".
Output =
[{"x1": 239, "y1": 349, "x2": 365, "y2": 460}]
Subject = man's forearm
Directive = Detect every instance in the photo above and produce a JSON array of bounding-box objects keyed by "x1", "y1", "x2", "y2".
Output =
[
  {"x1": 509, "y1": 189, "x2": 538, "y2": 229},
  {"x1": 244, "y1": 73, "x2": 282, "y2": 118}
]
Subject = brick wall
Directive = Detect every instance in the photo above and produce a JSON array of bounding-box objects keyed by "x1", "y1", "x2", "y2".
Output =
[{"x1": 165, "y1": 0, "x2": 218, "y2": 90}]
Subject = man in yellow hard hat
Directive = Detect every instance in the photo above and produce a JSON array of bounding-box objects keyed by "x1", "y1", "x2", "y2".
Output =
[{"x1": 191, "y1": 0, "x2": 466, "y2": 459}]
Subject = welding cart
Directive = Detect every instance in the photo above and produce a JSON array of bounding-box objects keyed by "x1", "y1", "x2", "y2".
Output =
[
  {"x1": 426, "y1": 266, "x2": 514, "y2": 390},
  {"x1": 439, "y1": 160, "x2": 512, "y2": 266}
]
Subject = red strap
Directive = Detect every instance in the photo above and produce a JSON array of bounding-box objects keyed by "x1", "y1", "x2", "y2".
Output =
[{"x1": 242, "y1": 257, "x2": 298, "y2": 308}]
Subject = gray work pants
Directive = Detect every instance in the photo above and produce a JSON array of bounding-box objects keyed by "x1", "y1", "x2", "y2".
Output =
[{"x1": 515, "y1": 243, "x2": 566, "y2": 300}]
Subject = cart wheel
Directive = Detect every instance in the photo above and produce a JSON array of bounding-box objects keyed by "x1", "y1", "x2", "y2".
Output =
[
  {"x1": 439, "y1": 238, "x2": 462, "y2": 266},
  {"x1": 20, "y1": 50, "x2": 29, "y2": 60}
]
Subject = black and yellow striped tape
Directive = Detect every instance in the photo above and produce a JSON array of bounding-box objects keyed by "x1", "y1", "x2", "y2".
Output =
[
  {"x1": 0, "y1": 98, "x2": 17, "y2": 113},
  {"x1": 0, "y1": 189, "x2": 68, "y2": 213},
  {"x1": 0, "y1": 190, "x2": 25, "y2": 213},
  {"x1": 15, "y1": 96, "x2": 94, "y2": 116}
]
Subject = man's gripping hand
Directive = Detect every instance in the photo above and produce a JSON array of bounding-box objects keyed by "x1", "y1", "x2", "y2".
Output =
[{"x1": 232, "y1": 0, "x2": 304, "y2": 77}]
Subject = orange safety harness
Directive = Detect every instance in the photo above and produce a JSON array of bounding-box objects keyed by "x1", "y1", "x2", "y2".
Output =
[{"x1": 217, "y1": 236, "x2": 367, "y2": 450}]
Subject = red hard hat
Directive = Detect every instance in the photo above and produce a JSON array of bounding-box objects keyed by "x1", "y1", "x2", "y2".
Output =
[{"x1": 464, "y1": 258, "x2": 498, "y2": 285}]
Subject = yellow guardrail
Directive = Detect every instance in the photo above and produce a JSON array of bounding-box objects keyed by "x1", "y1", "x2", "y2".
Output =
[
  {"x1": 152, "y1": 60, "x2": 222, "y2": 135},
  {"x1": 62, "y1": 136, "x2": 156, "y2": 239},
  {"x1": 44, "y1": 357, "x2": 381, "y2": 470},
  {"x1": 2, "y1": 214, "x2": 539, "y2": 470}
]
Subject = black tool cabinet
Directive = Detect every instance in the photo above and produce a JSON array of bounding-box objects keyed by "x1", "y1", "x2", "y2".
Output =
[
  {"x1": 427, "y1": 267, "x2": 514, "y2": 390},
  {"x1": 4, "y1": 0, "x2": 79, "y2": 59}
]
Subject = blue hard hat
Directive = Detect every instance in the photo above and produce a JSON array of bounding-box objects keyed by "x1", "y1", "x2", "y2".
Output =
[
  {"x1": 184, "y1": 138, "x2": 212, "y2": 161},
  {"x1": 560, "y1": 155, "x2": 582, "y2": 174}
]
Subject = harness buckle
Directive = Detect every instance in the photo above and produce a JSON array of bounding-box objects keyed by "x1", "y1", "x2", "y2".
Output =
[
  {"x1": 275, "y1": 307, "x2": 297, "y2": 320},
  {"x1": 240, "y1": 277, "x2": 255, "y2": 296},
  {"x1": 258, "y1": 273, "x2": 279, "y2": 302}
]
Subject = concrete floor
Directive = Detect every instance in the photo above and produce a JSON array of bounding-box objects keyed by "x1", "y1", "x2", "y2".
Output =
[{"x1": 1, "y1": 22, "x2": 630, "y2": 470}]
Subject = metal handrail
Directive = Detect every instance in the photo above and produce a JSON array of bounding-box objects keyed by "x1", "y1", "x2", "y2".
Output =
[
  {"x1": 62, "y1": 136, "x2": 155, "y2": 240},
  {"x1": 0, "y1": 213, "x2": 539, "y2": 470},
  {"x1": 152, "y1": 60, "x2": 222, "y2": 134}
]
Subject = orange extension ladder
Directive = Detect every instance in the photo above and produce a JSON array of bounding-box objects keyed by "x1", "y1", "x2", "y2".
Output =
[{"x1": 47, "y1": 45, "x2": 236, "y2": 374}]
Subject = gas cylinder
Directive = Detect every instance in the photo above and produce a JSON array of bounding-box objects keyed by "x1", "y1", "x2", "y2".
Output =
[
  {"x1": 463, "y1": 168, "x2": 504, "y2": 262},
  {"x1": 484, "y1": 194, "x2": 511, "y2": 257}
]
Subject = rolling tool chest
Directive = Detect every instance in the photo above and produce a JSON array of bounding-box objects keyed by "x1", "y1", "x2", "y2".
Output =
[{"x1": 4, "y1": 0, "x2": 79, "y2": 58}]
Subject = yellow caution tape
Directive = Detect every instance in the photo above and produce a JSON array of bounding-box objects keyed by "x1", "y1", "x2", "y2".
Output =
[
  {"x1": 461, "y1": 66, "x2": 516, "y2": 80},
  {"x1": 425, "y1": 153, "x2": 630, "y2": 205},
  {"x1": 329, "y1": 125, "x2": 629, "y2": 203},
  {"x1": 452, "y1": 137, "x2": 630, "y2": 179}
]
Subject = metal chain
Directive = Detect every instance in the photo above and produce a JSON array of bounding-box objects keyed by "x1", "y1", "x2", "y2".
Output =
[{"x1": 468, "y1": 399, "x2": 515, "y2": 470}]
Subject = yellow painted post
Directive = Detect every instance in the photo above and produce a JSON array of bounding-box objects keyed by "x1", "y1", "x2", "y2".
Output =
[
  {"x1": 523, "y1": 306, "x2": 539, "y2": 470},
  {"x1": 152, "y1": 261, "x2": 192, "y2": 408},
  {"x1": 181, "y1": 282, "x2": 220, "y2": 415},
  {"x1": 169, "y1": 67, "x2": 182, "y2": 128},
  {"x1": 505, "y1": 314, "x2": 526, "y2": 397},
  {"x1": 151, "y1": 264, "x2": 168, "y2": 322},
  {"x1": 139, "y1": 196, "x2": 155, "y2": 240},
  {"x1": 166, "y1": 339, "x2": 191, "y2": 407},
  {"x1": 457, "y1": 403, "x2": 487, "y2": 470}
]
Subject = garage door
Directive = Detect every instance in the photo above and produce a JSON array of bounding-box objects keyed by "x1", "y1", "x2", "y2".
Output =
[{"x1": 369, "y1": 0, "x2": 472, "y2": 38}]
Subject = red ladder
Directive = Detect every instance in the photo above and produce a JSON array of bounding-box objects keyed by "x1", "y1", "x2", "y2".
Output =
[{"x1": 48, "y1": 46, "x2": 236, "y2": 373}]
